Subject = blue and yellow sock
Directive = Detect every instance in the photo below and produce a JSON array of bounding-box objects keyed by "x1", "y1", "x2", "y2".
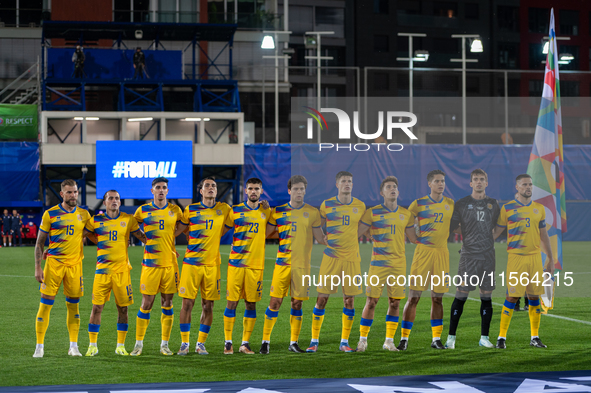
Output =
[
  {"x1": 116, "y1": 323, "x2": 128, "y2": 345},
  {"x1": 262, "y1": 307, "x2": 279, "y2": 342},
  {"x1": 198, "y1": 323, "x2": 210, "y2": 344},
  {"x1": 180, "y1": 323, "x2": 191, "y2": 344},
  {"x1": 385, "y1": 315, "x2": 399, "y2": 339},
  {"x1": 290, "y1": 309, "x2": 303, "y2": 343},
  {"x1": 499, "y1": 300, "x2": 516, "y2": 338},
  {"x1": 161, "y1": 306, "x2": 174, "y2": 342},
  {"x1": 528, "y1": 298, "x2": 541, "y2": 337},
  {"x1": 401, "y1": 320, "x2": 413, "y2": 340},
  {"x1": 342, "y1": 307, "x2": 355, "y2": 341},
  {"x1": 242, "y1": 309, "x2": 257, "y2": 343},
  {"x1": 136, "y1": 308, "x2": 151, "y2": 341},
  {"x1": 431, "y1": 319, "x2": 443, "y2": 340},
  {"x1": 88, "y1": 323, "x2": 100, "y2": 344},
  {"x1": 36, "y1": 298, "x2": 54, "y2": 345},
  {"x1": 65, "y1": 297, "x2": 80, "y2": 343},
  {"x1": 223, "y1": 308, "x2": 236, "y2": 342},
  {"x1": 311, "y1": 307, "x2": 325, "y2": 341},
  {"x1": 359, "y1": 317, "x2": 373, "y2": 339}
]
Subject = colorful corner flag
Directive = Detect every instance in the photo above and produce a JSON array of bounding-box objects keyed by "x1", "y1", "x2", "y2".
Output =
[{"x1": 526, "y1": 8, "x2": 566, "y2": 271}]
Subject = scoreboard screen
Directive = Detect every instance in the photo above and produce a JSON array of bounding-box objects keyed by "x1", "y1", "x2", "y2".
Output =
[{"x1": 96, "y1": 141, "x2": 193, "y2": 199}]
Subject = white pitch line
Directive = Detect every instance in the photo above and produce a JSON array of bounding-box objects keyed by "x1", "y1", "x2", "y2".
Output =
[{"x1": 457, "y1": 294, "x2": 591, "y2": 326}]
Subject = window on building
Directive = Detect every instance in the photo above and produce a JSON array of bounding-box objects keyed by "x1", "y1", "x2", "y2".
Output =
[
  {"x1": 529, "y1": 79, "x2": 543, "y2": 97},
  {"x1": 398, "y1": 0, "x2": 420, "y2": 15},
  {"x1": 289, "y1": 6, "x2": 313, "y2": 34},
  {"x1": 315, "y1": 7, "x2": 344, "y2": 38},
  {"x1": 374, "y1": 0, "x2": 388, "y2": 14},
  {"x1": 561, "y1": 81, "x2": 579, "y2": 97},
  {"x1": 560, "y1": 10, "x2": 579, "y2": 36},
  {"x1": 374, "y1": 34, "x2": 389, "y2": 53},
  {"x1": 559, "y1": 45, "x2": 579, "y2": 70},
  {"x1": 433, "y1": 2, "x2": 457, "y2": 18},
  {"x1": 114, "y1": 0, "x2": 131, "y2": 22},
  {"x1": 374, "y1": 73, "x2": 389, "y2": 91},
  {"x1": 528, "y1": 43, "x2": 546, "y2": 69},
  {"x1": 19, "y1": 0, "x2": 42, "y2": 26},
  {"x1": 465, "y1": 3, "x2": 478, "y2": 20},
  {"x1": 529, "y1": 7, "x2": 549, "y2": 33},
  {"x1": 133, "y1": 0, "x2": 149, "y2": 22},
  {"x1": 432, "y1": 38, "x2": 458, "y2": 54},
  {"x1": 497, "y1": 6, "x2": 519, "y2": 32},
  {"x1": 498, "y1": 42, "x2": 519, "y2": 69},
  {"x1": 0, "y1": 0, "x2": 16, "y2": 26}
]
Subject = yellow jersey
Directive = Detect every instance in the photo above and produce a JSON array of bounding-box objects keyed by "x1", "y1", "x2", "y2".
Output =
[
  {"x1": 182, "y1": 201, "x2": 231, "y2": 266},
  {"x1": 360, "y1": 204, "x2": 414, "y2": 267},
  {"x1": 269, "y1": 203, "x2": 322, "y2": 269},
  {"x1": 39, "y1": 204, "x2": 91, "y2": 266},
  {"x1": 225, "y1": 202, "x2": 271, "y2": 269},
  {"x1": 320, "y1": 196, "x2": 366, "y2": 262},
  {"x1": 134, "y1": 202, "x2": 184, "y2": 268},
  {"x1": 497, "y1": 199, "x2": 546, "y2": 255},
  {"x1": 408, "y1": 195, "x2": 454, "y2": 249},
  {"x1": 85, "y1": 212, "x2": 140, "y2": 274}
]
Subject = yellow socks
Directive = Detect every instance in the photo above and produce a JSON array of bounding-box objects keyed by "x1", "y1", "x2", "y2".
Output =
[
  {"x1": 385, "y1": 315, "x2": 399, "y2": 339},
  {"x1": 88, "y1": 323, "x2": 100, "y2": 344},
  {"x1": 401, "y1": 321, "x2": 413, "y2": 339},
  {"x1": 290, "y1": 308, "x2": 303, "y2": 343},
  {"x1": 136, "y1": 308, "x2": 151, "y2": 341},
  {"x1": 223, "y1": 308, "x2": 236, "y2": 342},
  {"x1": 499, "y1": 300, "x2": 516, "y2": 338},
  {"x1": 180, "y1": 323, "x2": 191, "y2": 343},
  {"x1": 242, "y1": 309, "x2": 257, "y2": 343},
  {"x1": 311, "y1": 307, "x2": 325, "y2": 341},
  {"x1": 262, "y1": 308, "x2": 279, "y2": 342},
  {"x1": 430, "y1": 319, "x2": 443, "y2": 340},
  {"x1": 359, "y1": 317, "x2": 372, "y2": 339},
  {"x1": 65, "y1": 298, "x2": 81, "y2": 343},
  {"x1": 35, "y1": 298, "x2": 54, "y2": 345},
  {"x1": 161, "y1": 306, "x2": 174, "y2": 341},
  {"x1": 116, "y1": 323, "x2": 128, "y2": 345},
  {"x1": 528, "y1": 298, "x2": 541, "y2": 337},
  {"x1": 198, "y1": 324, "x2": 210, "y2": 344}
]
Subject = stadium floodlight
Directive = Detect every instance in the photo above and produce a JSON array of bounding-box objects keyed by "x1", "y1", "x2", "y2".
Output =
[
  {"x1": 560, "y1": 53, "x2": 574, "y2": 61},
  {"x1": 542, "y1": 40, "x2": 549, "y2": 54},
  {"x1": 74, "y1": 117, "x2": 99, "y2": 120},
  {"x1": 182, "y1": 118, "x2": 202, "y2": 121},
  {"x1": 470, "y1": 37, "x2": 483, "y2": 53},
  {"x1": 128, "y1": 117, "x2": 153, "y2": 122},
  {"x1": 203, "y1": 118, "x2": 210, "y2": 121},
  {"x1": 413, "y1": 50, "x2": 429, "y2": 61},
  {"x1": 557, "y1": 60, "x2": 570, "y2": 65},
  {"x1": 261, "y1": 35, "x2": 275, "y2": 49}
]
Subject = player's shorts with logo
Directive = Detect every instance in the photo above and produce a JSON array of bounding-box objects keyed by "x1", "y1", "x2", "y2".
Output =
[
  {"x1": 226, "y1": 265, "x2": 264, "y2": 302},
  {"x1": 365, "y1": 261, "x2": 406, "y2": 299},
  {"x1": 409, "y1": 245, "x2": 449, "y2": 293},
  {"x1": 269, "y1": 265, "x2": 310, "y2": 300},
  {"x1": 506, "y1": 253, "x2": 544, "y2": 298},
  {"x1": 92, "y1": 271, "x2": 133, "y2": 306},
  {"x1": 179, "y1": 264, "x2": 221, "y2": 301},
  {"x1": 140, "y1": 265, "x2": 178, "y2": 295},
  {"x1": 457, "y1": 250, "x2": 496, "y2": 292},
  {"x1": 317, "y1": 254, "x2": 363, "y2": 296},
  {"x1": 40, "y1": 258, "x2": 84, "y2": 298}
]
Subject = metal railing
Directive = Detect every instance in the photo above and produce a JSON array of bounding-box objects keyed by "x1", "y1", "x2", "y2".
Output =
[
  {"x1": 0, "y1": 59, "x2": 39, "y2": 105},
  {"x1": 0, "y1": 8, "x2": 49, "y2": 27}
]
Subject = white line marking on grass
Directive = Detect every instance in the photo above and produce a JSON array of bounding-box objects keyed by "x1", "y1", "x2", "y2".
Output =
[
  {"x1": 0, "y1": 274, "x2": 34, "y2": 278},
  {"x1": 450, "y1": 294, "x2": 591, "y2": 326}
]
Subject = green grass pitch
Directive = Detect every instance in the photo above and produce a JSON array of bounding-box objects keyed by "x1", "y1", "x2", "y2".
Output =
[{"x1": 1, "y1": 242, "x2": 590, "y2": 387}]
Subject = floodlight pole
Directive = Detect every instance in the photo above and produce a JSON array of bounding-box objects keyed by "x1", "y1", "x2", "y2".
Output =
[
  {"x1": 451, "y1": 34, "x2": 479, "y2": 145},
  {"x1": 397, "y1": 33, "x2": 426, "y2": 144},
  {"x1": 305, "y1": 31, "x2": 334, "y2": 143},
  {"x1": 263, "y1": 30, "x2": 292, "y2": 143}
]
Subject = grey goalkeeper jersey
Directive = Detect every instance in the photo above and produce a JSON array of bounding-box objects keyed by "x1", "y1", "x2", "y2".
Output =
[{"x1": 450, "y1": 195, "x2": 500, "y2": 260}]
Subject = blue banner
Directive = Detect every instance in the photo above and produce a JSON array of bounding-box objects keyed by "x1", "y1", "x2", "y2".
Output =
[
  {"x1": 96, "y1": 141, "x2": 193, "y2": 199},
  {"x1": 0, "y1": 142, "x2": 39, "y2": 202},
  {"x1": 47, "y1": 48, "x2": 182, "y2": 80}
]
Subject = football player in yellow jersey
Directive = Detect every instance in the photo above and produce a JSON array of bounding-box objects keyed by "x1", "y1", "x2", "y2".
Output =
[
  {"x1": 223, "y1": 178, "x2": 271, "y2": 355},
  {"x1": 33, "y1": 179, "x2": 95, "y2": 358},
  {"x1": 492, "y1": 174, "x2": 555, "y2": 349},
  {"x1": 398, "y1": 170, "x2": 454, "y2": 351},
  {"x1": 84, "y1": 190, "x2": 147, "y2": 357},
  {"x1": 306, "y1": 171, "x2": 366, "y2": 353},
  {"x1": 130, "y1": 177, "x2": 187, "y2": 356},
  {"x1": 259, "y1": 175, "x2": 326, "y2": 354},
  {"x1": 355, "y1": 176, "x2": 417, "y2": 352},
  {"x1": 177, "y1": 177, "x2": 231, "y2": 356}
]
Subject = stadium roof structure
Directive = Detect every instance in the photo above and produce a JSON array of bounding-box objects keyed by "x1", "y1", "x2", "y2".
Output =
[{"x1": 42, "y1": 21, "x2": 237, "y2": 42}]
